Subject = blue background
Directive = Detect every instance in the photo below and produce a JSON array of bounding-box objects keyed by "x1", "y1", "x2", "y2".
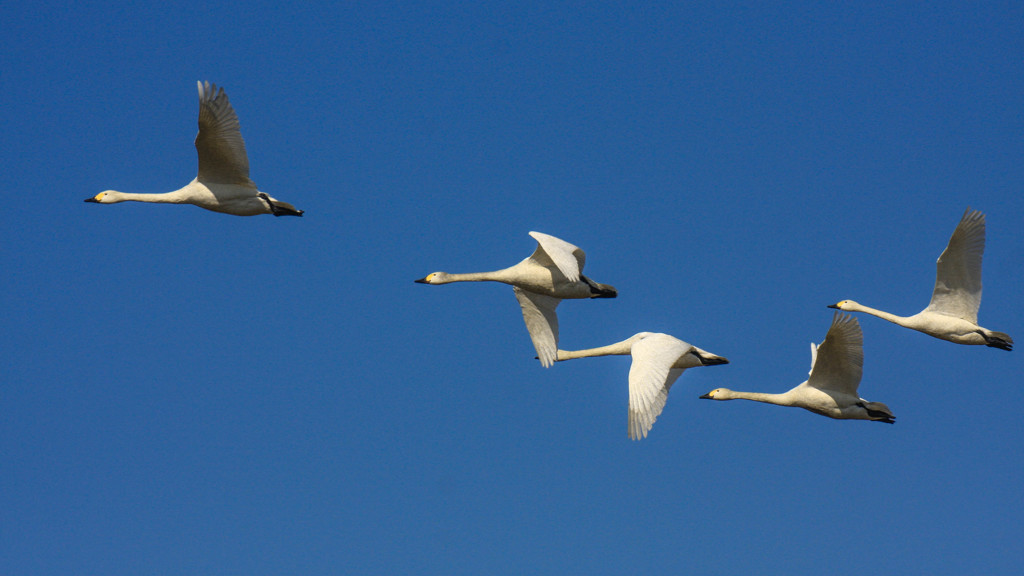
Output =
[{"x1": 2, "y1": 2, "x2": 1022, "y2": 574}]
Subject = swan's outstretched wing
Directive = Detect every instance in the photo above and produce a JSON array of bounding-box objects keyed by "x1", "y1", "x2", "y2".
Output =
[
  {"x1": 924, "y1": 208, "x2": 985, "y2": 323},
  {"x1": 195, "y1": 81, "x2": 254, "y2": 186},
  {"x1": 807, "y1": 313, "x2": 863, "y2": 396},
  {"x1": 627, "y1": 333, "x2": 691, "y2": 440},
  {"x1": 513, "y1": 287, "x2": 561, "y2": 368},
  {"x1": 528, "y1": 231, "x2": 586, "y2": 282}
]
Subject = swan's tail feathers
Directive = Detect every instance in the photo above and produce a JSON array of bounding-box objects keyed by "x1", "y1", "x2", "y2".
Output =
[
  {"x1": 983, "y1": 331, "x2": 1013, "y2": 351},
  {"x1": 582, "y1": 275, "x2": 617, "y2": 298},
  {"x1": 861, "y1": 401, "x2": 895, "y2": 424},
  {"x1": 692, "y1": 348, "x2": 729, "y2": 366}
]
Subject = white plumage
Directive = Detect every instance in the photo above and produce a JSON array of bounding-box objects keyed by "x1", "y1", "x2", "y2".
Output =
[
  {"x1": 415, "y1": 232, "x2": 617, "y2": 367},
  {"x1": 555, "y1": 333, "x2": 729, "y2": 440},
  {"x1": 701, "y1": 313, "x2": 894, "y2": 423},
  {"x1": 830, "y1": 208, "x2": 1011, "y2": 350},
  {"x1": 86, "y1": 81, "x2": 303, "y2": 217}
]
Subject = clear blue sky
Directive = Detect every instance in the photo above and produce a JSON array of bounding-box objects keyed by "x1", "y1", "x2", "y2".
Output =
[{"x1": 2, "y1": 2, "x2": 1022, "y2": 574}]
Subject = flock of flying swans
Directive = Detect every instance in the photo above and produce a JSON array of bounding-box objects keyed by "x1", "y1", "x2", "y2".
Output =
[{"x1": 86, "y1": 82, "x2": 1013, "y2": 440}]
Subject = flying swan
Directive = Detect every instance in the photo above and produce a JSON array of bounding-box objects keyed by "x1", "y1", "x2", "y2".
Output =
[
  {"x1": 829, "y1": 208, "x2": 1011, "y2": 350},
  {"x1": 555, "y1": 332, "x2": 729, "y2": 440},
  {"x1": 415, "y1": 231, "x2": 617, "y2": 368},
  {"x1": 700, "y1": 313, "x2": 894, "y2": 423},
  {"x1": 86, "y1": 81, "x2": 303, "y2": 217}
]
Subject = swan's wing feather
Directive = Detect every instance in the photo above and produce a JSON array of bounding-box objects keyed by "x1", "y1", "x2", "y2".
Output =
[
  {"x1": 807, "y1": 313, "x2": 863, "y2": 396},
  {"x1": 195, "y1": 81, "x2": 254, "y2": 186},
  {"x1": 627, "y1": 334, "x2": 690, "y2": 440},
  {"x1": 528, "y1": 231, "x2": 585, "y2": 281},
  {"x1": 925, "y1": 208, "x2": 984, "y2": 323},
  {"x1": 808, "y1": 342, "x2": 818, "y2": 377},
  {"x1": 513, "y1": 287, "x2": 561, "y2": 368}
]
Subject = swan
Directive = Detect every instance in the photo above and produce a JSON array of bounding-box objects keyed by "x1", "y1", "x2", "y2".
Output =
[
  {"x1": 85, "y1": 81, "x2": 303, "y2": 217},
  {"x1": 700, "y1": 313, "x2": 894, "y2": 423},
  {"x1": 554, "y1": 332, "x2": 729, "y2": 440},
  {"x1": 829, "y1": 208, "x2": 1010, "y2": 350},
  {"x1": 415, "y1": 231, "x2": 617, "y2": 368}
]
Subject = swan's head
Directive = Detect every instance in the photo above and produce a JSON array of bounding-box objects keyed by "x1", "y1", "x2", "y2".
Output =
[
  {"x1": 699, "y1": 388, "x2": 733, "y2": 400},
  {"x1": 828, "y1": 300, "x2": 858, "y2": 311},
  {"x1": 85, "y1": 191, "x2": 120, "y2": 204},
  {"x1": 414, "y1": 272, "x2": 450, "y2": 285}
]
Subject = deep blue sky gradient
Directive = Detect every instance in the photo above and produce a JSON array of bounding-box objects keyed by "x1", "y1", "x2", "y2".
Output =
[{"x1": 2, "y1": 2, "x2": 1022, "y2": 574}]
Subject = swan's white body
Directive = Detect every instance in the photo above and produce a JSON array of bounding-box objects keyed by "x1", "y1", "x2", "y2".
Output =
[
  {"x1": 86, "y1": 81, "x2": 303, "y2": 217},
  {"x1": 555, "y1": 332, "x2": 729, "y2": 440},
  {"x1": 415, "y1": 231, "x2": 617, "y2": 367},
  {"x1": 701, "y1": 313, "x2": 894, "y2": 423},
  {"x1": 830, "y1": 209, "x2": 1010, "y2": 350}
]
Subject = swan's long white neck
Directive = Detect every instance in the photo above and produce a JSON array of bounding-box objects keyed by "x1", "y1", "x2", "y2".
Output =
[
  {"x1": 719, "y1": 389, "x2": 799, "y2": 407},
  {"x1": 105, "y1": 189, "x2": 192, "y2": 204},
  {"x1": 438, "y1": 268, "x2": 519, "y2": 284},
  {"x1": 843, "y1": 302, "x2": 909, "y2": 326},
  {"x1": 555, "y1": 338, "x2": 635, "y2": 361}
]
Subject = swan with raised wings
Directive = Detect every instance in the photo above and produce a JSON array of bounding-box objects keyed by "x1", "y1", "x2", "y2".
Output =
[
  {"x1": 700, "y1": 313, "x2": 894, "y2": 423},
  {"x1": 830, "y1": 208, "x2": 1010, "y2": 350},
  {"x1": 86, "y1": 81, "x2": 303, "y2": 217},
  {"x1": 415, "y1": 231, "x2": 617, "y2": 368}
]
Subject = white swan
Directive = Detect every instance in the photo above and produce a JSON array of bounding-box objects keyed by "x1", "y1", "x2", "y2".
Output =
[
  {"x1": 830, "y1": 208, "x2": 1011, "y2": 350},
  {"x1": 415, "y1": 231, "x2": 617, "y2": 367},
  {"x1": 554, "y1": 333, "x2": 729, "y2": 440},
  {"x1": 86, "y1": 81, "x2": 303, "y2": 217},
  {"x1": 700, "y1": 313, "x2": 894, "y2": 423}
]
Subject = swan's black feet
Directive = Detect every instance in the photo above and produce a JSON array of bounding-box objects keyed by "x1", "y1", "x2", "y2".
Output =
[
  {"x1": 583, "y1": 275, "x2": 618, "y2": 298},
  {"x1": 858, "y1": 402, "x2": 896, "y2": 423},
  {"x1": 257, "y1": 192, "x2": 277, "y2": 214},
  {"x1": 984, "y1": 336, "x2": 1013, "y2": 351},
  {"x1": 694, "y1": 352, "x2": 729, "y2": 366},
  {"x1": 258, "y1": 192, "x2": 304, "y2": 217}
]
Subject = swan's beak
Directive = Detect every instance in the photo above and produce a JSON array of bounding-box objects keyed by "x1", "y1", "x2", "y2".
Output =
[
  {"x1": 414, "y1": 277, "x2": 429, "y2": 284},
  {"x1": 84, "y1": 196, "x2": 100, "y2": 203},
  {"x1": 826, "y1": 304, "x2": 839, "y2": 309},
  {"x1": 699, "y1": 392, "x2": 713, "y2": 399}
]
